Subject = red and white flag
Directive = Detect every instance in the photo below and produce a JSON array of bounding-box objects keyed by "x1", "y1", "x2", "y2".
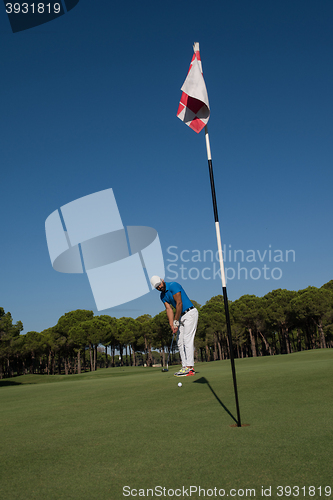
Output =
[{"x1": 177, "y1": 42, "x2": 210, "y2": 133}]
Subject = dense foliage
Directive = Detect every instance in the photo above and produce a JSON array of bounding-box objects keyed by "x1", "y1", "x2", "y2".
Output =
[{"x1": 1, "y1": 281, "x2": 332, "y2": 378}]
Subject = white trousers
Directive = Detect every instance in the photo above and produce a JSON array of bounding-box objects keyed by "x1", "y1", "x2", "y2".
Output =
[{"x1": 177, "y1": 308, "x2": 198, "y2": 367}]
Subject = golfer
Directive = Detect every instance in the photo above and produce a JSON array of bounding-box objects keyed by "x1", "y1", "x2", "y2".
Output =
[{"x1": 150, "y1": 276, "x2": 198, "y2": 377}]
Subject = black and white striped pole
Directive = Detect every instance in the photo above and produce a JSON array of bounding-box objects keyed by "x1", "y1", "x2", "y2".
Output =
[{"x1": 204, "y1": 125, "x2": 242, "y2": 427}]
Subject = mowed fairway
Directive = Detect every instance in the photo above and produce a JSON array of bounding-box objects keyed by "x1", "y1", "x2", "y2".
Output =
[{"x1": 0, "y1": 350, "x2": 332, "y2": 500}]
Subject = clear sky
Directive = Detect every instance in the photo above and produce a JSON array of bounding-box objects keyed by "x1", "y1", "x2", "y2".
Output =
[{"x1": 1, "y1": 0, "x2": 333, "y2": 334}]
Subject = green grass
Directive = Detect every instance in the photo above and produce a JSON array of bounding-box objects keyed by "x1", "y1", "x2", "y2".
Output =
[{"x1": 0, "y1": 350, "x2": 332, "y2": 500}]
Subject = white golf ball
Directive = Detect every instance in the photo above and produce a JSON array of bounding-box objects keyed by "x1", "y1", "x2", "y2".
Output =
[{"x1": 178, "y1": 382, "x2": 182, "y2": 387}]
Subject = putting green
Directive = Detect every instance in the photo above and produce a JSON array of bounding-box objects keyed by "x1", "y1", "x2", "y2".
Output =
[{"x1": 0, "y1": 349, "x2": 332, "y2": 499}]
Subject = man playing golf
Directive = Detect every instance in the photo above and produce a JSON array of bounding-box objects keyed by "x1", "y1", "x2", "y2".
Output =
[{"x1": 150, "y1": 276, "x2": 198, "y2": 377}]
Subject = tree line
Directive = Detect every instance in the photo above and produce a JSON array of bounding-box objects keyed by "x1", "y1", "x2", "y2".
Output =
[{"x1": 1, "y1": 280, "x2": 332, "y2": 378}]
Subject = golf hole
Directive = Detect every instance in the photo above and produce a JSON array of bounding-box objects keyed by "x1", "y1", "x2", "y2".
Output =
[{"x1": 230, "y1": 424, "x2": 250, "y2": 427}]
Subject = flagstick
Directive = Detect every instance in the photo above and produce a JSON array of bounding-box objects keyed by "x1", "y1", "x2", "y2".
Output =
[{"x1": 204, "y1": 125, "x2": 242, "y2": 428}]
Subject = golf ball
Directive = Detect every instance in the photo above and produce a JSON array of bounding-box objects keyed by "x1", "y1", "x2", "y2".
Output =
[{"x1": 178, "y1": 382, "x2": 182, "y2": 387}]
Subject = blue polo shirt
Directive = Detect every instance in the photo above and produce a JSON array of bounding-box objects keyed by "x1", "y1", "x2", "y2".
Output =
[{"x1": 160, "y1": 282, "x2": 193, "y2": 313}]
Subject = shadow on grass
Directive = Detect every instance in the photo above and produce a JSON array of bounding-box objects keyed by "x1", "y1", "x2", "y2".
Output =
[
  {"x1": 194, "y1": 376, "x2": 238, "y2": 424},
  {"x1": 0, "y1": 380, "x2": 22, "y2": 387}
]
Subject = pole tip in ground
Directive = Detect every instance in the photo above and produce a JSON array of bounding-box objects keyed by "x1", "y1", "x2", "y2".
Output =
[{"x1": 229, "y1": 423, "x2": 250, "y2": 428}]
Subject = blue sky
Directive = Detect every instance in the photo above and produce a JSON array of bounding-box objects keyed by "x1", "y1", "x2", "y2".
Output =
[{"x1": 1, "y1": 0, "x2": 333, "y2": 334}]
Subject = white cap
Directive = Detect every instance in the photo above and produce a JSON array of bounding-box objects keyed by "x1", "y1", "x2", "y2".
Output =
[{"x1": 150, "y1": 275, "x2": 162, "y2": 289}]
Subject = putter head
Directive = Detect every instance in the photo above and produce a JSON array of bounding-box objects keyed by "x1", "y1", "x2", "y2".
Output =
[{"x1": 161, "y1": 368, "x2": 169, "y2": 372}]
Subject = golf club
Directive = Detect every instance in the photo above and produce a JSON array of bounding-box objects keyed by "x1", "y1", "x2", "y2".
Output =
[{"x1": 162, "y1": 330, "x2": 176, "y2": 372}]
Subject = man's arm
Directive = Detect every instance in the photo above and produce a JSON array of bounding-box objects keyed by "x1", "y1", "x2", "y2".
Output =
[
  {"x1": 165, "y1": 302, "x2": 176, "y2": 332},
  {"x1": 173, "y1": 291, "x2": 183, "y2": 322}
]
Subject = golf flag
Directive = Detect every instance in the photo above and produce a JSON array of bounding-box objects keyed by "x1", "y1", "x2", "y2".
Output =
[
  {"x1": 177, "y1": 42, "x2": 210, "y2": 133},
  {"x1": 177, "y1": 43, "x2": 242, "y2": 427}
]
